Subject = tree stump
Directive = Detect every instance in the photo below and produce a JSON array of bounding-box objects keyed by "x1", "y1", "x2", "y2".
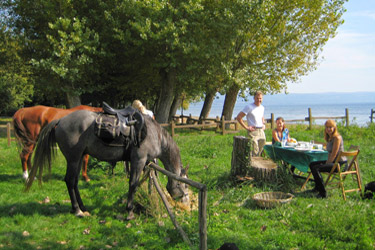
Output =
[
  {"x1": 250, "y1": 157, "x2": 278, "y2": 181},
  {"x1": 231, "y1": 136, "x2": 278, "y2": 181},
  {"x1": 231, "y1": 136, "x2": 252, "y2": 177}
]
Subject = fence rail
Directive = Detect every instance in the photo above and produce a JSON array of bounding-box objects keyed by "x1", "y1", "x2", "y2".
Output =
[
  {"x1": 148, "y1": 162, "x2": 207, "y2": 250},
  {"x1": 160, "y1": 115, "x2": 239, "y2": 137},
  {"x1": 167, "y1": 108, "x2": 353, "y2": 136},
  {"x1": 0, "y1": 122, "x2": 15, "y2": 146},
  {"x1": 267, "y1": 108, "x2": 350, "y2": 129}
]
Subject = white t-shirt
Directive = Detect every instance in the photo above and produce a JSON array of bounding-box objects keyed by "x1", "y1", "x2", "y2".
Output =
[
  {"x1": 144, "y1": 109, "x2": 154, "y2": 118},
  {"x1": 241, "y1": 103, "x2": 264, "y2": 127}
]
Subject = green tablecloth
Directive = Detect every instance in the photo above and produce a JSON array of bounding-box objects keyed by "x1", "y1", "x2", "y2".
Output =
[{"x1": 263, "y1": 144, "x2": 328, "y2": 173}]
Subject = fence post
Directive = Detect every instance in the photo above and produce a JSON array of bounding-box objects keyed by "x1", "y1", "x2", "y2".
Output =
[
  {"x1": 308, "y1": 108, "x2": 312, "y2": 130},
  {"x1": 199, "y1": 188, "x2": 208, "y2": 250},
  {"x1": 270, "y1": 113, "x2": 274, "y2": 129},
  {"x1": 221, "y1": 116, "x2": 225, "y2": 135},
  {"x1": 370, "y1": 109, "x2": 374, "y2": 123},
  {"x1": 171, "y1": 120, "x2": 175, "y2": 137},
  {"x1": 7, "y1": 122, "x2": 12, "y2": 147},
  {"x1": 345, "y1": 108, "x2": 349, "y2": 127}
]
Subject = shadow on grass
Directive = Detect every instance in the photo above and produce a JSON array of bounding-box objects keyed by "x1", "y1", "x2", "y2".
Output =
[
  {"x1": 0, "y1": 202, "x2": 72, "y2": 218},
  {"x1": 0, "y1": 231, "x2": 70, "y2": 250},
  {"x1": 0, "y1": 174, "x2": 24, "y2": 182}
]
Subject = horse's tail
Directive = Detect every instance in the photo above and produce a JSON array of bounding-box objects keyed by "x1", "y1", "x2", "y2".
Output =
[
  {"x1": 12, "y1": 109, "x2": 35, "y2": 151},
  {"x1": 26, "y1": 119, "x2": 59, "y2": 191}
]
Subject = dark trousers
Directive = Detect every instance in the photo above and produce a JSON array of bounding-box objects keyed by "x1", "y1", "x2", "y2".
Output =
[{"x1": 309, "y1": 160, "x2": 346, "y2": 196}]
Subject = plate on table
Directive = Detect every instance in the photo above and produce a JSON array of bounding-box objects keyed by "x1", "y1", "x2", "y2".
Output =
[
  {"x1": 309, "y1": 149, "x2": 325, "y2": 152},
  {"x1": 286, "y1": 142, "x2": 297, "y2": 147},
  {"x1": 295, "y1": 147, "x2": 310, "y2": 151}
]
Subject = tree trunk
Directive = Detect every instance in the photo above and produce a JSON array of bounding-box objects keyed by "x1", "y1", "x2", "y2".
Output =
[
  {"x1": 169, "y1": 95, "x2": 182, "y2": 122},
  {"x1": 66, "y1": 92, "x2": 82, "y2": 108},
  {"x1": 222, "y1": 85, "x2": 239, "y2": 128},
  {"x1": 155, "y1": 68, "x2": 176, "y2": 123},
  {"x1": 199, "y1": 90, "x2": 216, "y2": 123}
]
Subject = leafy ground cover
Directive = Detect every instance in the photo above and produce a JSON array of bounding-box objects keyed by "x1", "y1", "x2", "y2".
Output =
[{"x1": 1, "y1": 122, "x2": 375, "y2": 249}]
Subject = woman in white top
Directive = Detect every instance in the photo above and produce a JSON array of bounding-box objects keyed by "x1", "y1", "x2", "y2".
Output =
[{"x1": 132, "y1": 100, "x2": 155, "y2": 119}]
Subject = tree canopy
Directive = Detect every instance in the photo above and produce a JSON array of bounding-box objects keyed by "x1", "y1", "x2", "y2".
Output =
[{"x1": 0, "y1": 0, "x2": 346, "y2": 121}]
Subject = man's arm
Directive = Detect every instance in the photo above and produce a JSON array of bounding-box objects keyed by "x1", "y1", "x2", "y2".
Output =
[{"x1": 236, "y1": 112, "x2": 254, "y2": 132}]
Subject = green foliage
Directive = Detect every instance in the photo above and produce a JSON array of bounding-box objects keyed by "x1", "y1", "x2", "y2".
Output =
[{"x1": 0, "y1": 24, "x2": 33, "y2": 113}]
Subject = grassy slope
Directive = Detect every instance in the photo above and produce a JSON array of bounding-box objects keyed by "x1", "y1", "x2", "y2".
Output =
[{"x1": 1, "y1": 123, "x2": 375, "y2": 249}]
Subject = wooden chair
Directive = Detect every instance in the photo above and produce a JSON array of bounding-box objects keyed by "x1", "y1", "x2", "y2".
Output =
[
  {"x1": 301, "y1": 172, "x2": 313, "y2": 191},
  {"x1": 324, "y1": 146, "x2": 362, "y2": 200},
  {"x1": 300, "y1": 145, "x2": 360, "y2": 192}
]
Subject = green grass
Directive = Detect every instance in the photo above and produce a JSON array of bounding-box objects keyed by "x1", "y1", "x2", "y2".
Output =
[{"x1": 1, "y1": 123, "x2": 375, "y2": 249}]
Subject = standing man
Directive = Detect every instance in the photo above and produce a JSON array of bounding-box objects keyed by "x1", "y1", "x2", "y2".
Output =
[{"x1": 236, "y1": 90, "x2": 266, "y2": 156}]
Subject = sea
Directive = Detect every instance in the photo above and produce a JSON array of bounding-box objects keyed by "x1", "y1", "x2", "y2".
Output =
[{"x1": 178, "y1": 92, "x2": 375, "y2": 127}]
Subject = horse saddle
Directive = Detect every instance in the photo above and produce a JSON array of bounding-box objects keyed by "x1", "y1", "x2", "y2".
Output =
[{"x1": 94, "y1": 102, "x2": 145, "y2": 147}]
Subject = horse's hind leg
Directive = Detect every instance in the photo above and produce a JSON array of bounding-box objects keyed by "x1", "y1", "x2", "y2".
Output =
[
  {"x1": 65, "y1": 159, "x2": 90, "y2": 217},
  {"x1": 81, "y1": 154, "x2": 91, "y2": 182},
  {"x1": 20, "y1": 143, "x2": 34, "y2": 180}
]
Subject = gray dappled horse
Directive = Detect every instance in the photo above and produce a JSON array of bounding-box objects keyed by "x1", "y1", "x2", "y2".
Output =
[{"x1": 26, "y1": 110, "x2": 189, "y2": 220}]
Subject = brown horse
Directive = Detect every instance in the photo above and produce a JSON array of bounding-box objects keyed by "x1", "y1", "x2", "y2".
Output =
[{"x1": 12, "y1": 105, "x2": 103, "y2": 181}]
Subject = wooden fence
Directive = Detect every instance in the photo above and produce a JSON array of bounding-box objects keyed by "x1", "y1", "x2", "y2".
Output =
[
  {"x1": 267, "y1": 108, "x2": 350, "y2": 130},
  {"x1": 147, "y1": 162, "x2": 207, "y2": 250},
  {"x1": 161, "y1": 115, "x2": 239, "y2": 137},
  {"x1": 0, "y1": 122, "x2": 15, "y2": 146},
  {"x1": 163, "y1": 108, "x2": 353, "y2": 136}
]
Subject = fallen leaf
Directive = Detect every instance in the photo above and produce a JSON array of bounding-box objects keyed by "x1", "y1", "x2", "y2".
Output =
[{"x1": 83, "y1": 228, "x2": 90, "y2": 235}]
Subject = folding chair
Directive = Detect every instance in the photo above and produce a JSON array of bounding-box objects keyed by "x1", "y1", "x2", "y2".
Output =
[
  {"x1": 300, "y1": 145, "x2": 359, "y2": 192},
  {"x1": 324, "y1": 146, "x2": 362, "y2": 200}
]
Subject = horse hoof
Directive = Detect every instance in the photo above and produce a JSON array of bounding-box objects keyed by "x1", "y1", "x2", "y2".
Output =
[
  {"x1": 82, "y1": 211, "x2": 91, "y2": 217},
  {"x1": 126, "y1": 212, "x2": 135, "y2": 220},
  {"x1": 23, "y1": 171, "x2": 29, "y2": 180},
  {"x1": 75, "y1": 210, "x2": 85, "y2": 217}
]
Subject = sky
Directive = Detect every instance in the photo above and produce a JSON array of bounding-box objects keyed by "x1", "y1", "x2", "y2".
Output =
[{"x1": 287, "y1": 0, "x2": 375, "y2": 93}]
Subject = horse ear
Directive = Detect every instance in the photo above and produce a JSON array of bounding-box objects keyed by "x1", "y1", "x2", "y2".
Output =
[{"x1": 184, "y1": 164, "x2": 189, "y2": 174}]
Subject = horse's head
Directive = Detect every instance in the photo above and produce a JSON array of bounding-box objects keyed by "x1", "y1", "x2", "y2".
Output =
[{"x1": 166, "y1": 164, "x2": 190, "y2": 204}]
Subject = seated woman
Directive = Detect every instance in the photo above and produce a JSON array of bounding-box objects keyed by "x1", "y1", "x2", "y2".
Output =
[
  {"x1": 308, "y1": 120, "x2": 347, "y2": 198},
  {"x1": 272, "y1": 117, "x2": 290, "y2": 144}
]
